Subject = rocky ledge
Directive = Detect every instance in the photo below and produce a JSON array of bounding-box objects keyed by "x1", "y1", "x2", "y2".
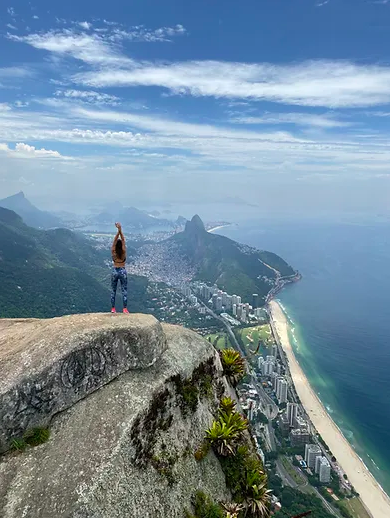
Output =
[
  {"x1": 0, "y1": 313, "x2": 232, "y2": 518},
  {"x1": 0, "y1": 313, "x2": 167, "y2": 453}
]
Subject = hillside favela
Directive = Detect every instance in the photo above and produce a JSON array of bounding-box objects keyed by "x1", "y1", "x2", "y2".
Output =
[{"x1": 1, "y1": 2, "x2": 390, "y2": 518}]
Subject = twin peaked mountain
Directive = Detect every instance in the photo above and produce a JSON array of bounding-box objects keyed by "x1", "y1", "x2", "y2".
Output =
[{"x1": 171, "y1": 215, "x2": 296, "y2": 301}]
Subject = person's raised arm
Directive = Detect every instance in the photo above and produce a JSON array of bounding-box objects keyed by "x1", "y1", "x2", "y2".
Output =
[
  {"x1": 112, "y1": 225, "x2": 120, "y2": 254},
  {"x1": 118, "y1": 224, "x2": 126, "y2": 253}
]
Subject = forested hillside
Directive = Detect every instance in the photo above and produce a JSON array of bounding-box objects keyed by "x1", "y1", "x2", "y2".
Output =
[
  {"x1": 170, "y1": 215, "x2": 296, "y2": 302},
  {"x1": 0, "y1": 208, "x2": 148, "y2": 318}
]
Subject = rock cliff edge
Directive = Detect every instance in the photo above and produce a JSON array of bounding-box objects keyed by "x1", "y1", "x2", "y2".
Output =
[{"x1": 0, "y1": 313, "x2": 232, "y2": 518}]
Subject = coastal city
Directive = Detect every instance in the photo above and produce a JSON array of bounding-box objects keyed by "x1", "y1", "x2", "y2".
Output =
[
  {"x1": 135, "y1": 265, "x2": 369, "y2": 517},
  {"x1": 153, "y1": 279, "x2": 370, "y2": 518},
  {"x1": 89, "y1": 225, "x2": 374, "y2": 518}
]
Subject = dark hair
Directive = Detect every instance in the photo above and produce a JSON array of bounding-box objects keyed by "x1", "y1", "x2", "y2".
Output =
[{"x1": 115, "y1": 239, "x2": 124, "y2": 259}]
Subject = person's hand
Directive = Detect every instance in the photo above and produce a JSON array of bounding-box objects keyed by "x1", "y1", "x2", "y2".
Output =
[{"x1": 115, "y1": 222, "x2": 122, "y2": 230}]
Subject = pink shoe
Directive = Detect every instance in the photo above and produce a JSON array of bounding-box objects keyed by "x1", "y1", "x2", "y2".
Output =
[
  {"x1": 123, "y1": 308, "x2": 129, "y2": 314},
  {"x1": 111, "y1": 307, "x2": 116, "y2": 313}
]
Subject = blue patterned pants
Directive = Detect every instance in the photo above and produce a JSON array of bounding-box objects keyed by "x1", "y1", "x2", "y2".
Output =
[{"x1": 111, "y1": 267, "x2": 128, "y2": 308}]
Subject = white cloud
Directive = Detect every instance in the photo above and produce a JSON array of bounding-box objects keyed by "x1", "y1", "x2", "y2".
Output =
[
  {"x1": 6, "y1": 23, "x2": 17, "y2": 30},
  {"x1": 33, "y1": 15, "x2": 39, "y2": 20},
  {"x1": 54, "y1": 89, "x2": 119, "y2": 105},
  {"x1": 8, "y1": 29, "x2": 133, "y2": 66},
  {"x1": 79, "y1": 21, "x2": 92, "y2": 30},
  {"x1": 108, "y1": 24, "x2": 186, "y2": 43},
  {"x1": 9, "y1": 23, "x2": 186, "y2": 69},
  {"x1": 70, "y1": 105, "x2": 307, "y2": 144},
  {"x1": 231, "y1": 112, "x2": 351, "y2": 128},
  {"x1": 14, "y1": 100, "x2": 29, "y2": 108},
  {"x1": 0, "y1": 103, "x2": 11, "y2": 111},
  {"x1": 0, "y1": 142, "x2": 72, "y2": 159},
  {"x1": 74, "y1": 59, "x2": 390, "y2": 108},
  {"x1": 7, "y1": 7, "x2": 15, "y2": 16},
  {"x1": 103, "y1": 19, "x2": 119, "y2": 26}
]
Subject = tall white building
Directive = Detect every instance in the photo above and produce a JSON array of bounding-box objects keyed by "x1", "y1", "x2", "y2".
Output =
[
  {"x1": 222, "y1": 292, "x2": 228, "y2": 306},
  {"x1": 305, "y1": 444, "x2": 322, "y2": 469},
  {"x1": 241, "y1": 309, "x2": 247, "y2": 322},
  {"x1": 236, "y1": 295, "x2": 242, "y2": 305},
  {"x1": 258, "y1": 357, "x2": 265, "y2": 370},
  {"x1": 201, "y1": 285, "x2": 210, "y2": 300},
  {"x1": 315, "y1": 456, "x2": 331, "y2": 483},
  {"x1": 273, "y1": 374, "x2": 282, "y2": 390},
  {"x1": 232, "y1": 304, "x2": 237, "y2": 316},
  {"x1": 272, "y1": 344, "x2": 278, "y2": 358},
  {"x1": 276, "y1": 378, "x2": 288, "y2": 403},
  {"x1": 226, "y1": 295, "x2": 232, "y2": 310},
  {"x1": 286, "y1": 403, "x2": 298, "y2": 426},
  {"x1": 262, "y1": 360, "x2": 274, "y2": 376},
  {"x1": 216, "y1": 297, "x2": 223, "y2": 312}
]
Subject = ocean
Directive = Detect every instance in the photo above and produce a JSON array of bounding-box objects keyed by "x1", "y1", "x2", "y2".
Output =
[{"x1": 218, "y1": 219, "x2": 390, "y2": 496}]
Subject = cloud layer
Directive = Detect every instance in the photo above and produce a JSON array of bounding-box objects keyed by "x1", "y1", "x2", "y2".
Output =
[
  {"x1": 0, "y1": 142, "x2": 71, "y2": 159},
  {"x1": 2, "y1": 16, "x2": 390, "y2": 209}
]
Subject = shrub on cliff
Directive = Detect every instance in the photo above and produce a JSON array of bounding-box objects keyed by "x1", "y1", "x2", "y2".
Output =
[{"x1": 220, "y1": 349, "x2": 245, "y2": 387}]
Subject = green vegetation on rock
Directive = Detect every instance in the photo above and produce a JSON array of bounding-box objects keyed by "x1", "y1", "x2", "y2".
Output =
[
  {"x1": 220, "y1": 349, "x2": 245, "y2": 387},
  {"x1": 185, "y1": 491, "x2": 224, "y2": 518}
]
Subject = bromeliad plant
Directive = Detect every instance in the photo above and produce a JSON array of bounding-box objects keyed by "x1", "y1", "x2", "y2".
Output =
[
  {"x1": 221, "y1": 502, "x2": 244, "y2": 518},
  {"x1": 206, "y1": 403, "x2": 248, "y2": 456},
  {"x1": 220, "y1": 349, "x2": 245, "y2": 387},
  {"x1": 243, "y1": 480, "x2": 271, "y2": 518},
  {"x1": 205, "y1": 419, "x2": 239, "y2": 456},
  {"x1": 242, "y1": 469, "x2": 271, "y2": 518},
  {"x1": 219, "y1": 396, "x2": 236, "y2": 415},
  {"x1": 219, "y1": 411, "x2": 248, "y2": 438}
]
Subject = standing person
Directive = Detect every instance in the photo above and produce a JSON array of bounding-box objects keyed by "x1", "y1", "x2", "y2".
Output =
[{"x1": 111, "y1": 222, "x2": 129, "y2": 314}]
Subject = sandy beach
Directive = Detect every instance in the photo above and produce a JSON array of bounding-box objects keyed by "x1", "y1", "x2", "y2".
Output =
[
  {"x1": 207, "y1": 224, "x2": 232, "y2": 233},
  {"x1": 268, "y1": 299, "x2": 390, "y2": 518}
]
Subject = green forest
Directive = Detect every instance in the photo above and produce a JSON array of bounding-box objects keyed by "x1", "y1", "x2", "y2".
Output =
[{"x1": 0, "y1": 207, "x2": 149, "y2": 318}]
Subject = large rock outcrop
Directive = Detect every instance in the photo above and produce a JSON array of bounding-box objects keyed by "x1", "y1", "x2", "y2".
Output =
[
  {"x1": 0, "y1": 313, "x2": 166, "y2": 453},
  {"x1": 0, "y1": 313, "x2": 232, "y2": 518}
]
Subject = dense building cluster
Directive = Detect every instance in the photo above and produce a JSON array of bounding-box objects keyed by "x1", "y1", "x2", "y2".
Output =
[
  {"x1": 128, "y1": 241, "x2": 196, "y2": 285},
  {"x1": 192, "y1": 282, "x2": 268, "y2": 324}
]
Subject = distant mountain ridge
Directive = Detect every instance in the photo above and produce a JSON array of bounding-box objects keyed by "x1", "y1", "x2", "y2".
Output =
[
  {"x1": 88, "y1": 206, "x2": 173, "y2": 229},
  {"x1": 170, "y1": 215, "x2": 297, "y2": 302},
  {"x1": 0, "y1": 191, "x2": 61, "y2": 229}
]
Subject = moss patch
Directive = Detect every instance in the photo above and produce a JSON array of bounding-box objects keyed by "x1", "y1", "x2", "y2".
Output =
[{"x1": 9, "y1": 427, "x2": 51, "y2": 453}]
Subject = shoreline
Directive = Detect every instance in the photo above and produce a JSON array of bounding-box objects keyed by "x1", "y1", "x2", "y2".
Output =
[{"x1": 268, "y1": 299, "x2": 390, "y2": 518}]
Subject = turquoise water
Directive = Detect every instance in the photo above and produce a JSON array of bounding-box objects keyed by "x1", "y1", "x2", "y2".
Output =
[{"x1": 218, "y1": 220, "x2": 390, "y2": 496}]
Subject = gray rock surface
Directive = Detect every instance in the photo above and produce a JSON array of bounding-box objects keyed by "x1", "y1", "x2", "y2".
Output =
[
  {"x1": 0, "y1": 313, "x2": 167, "y2": 453},
  {"x1": 0, "y1": 321, "x2": 231, "y2": 518}
]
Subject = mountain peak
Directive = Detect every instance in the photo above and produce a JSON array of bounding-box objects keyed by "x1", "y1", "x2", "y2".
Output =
[
  {"x1": 184, "y1": 214, "x2": 206, "y2": 234},
  {"x1": 0, "y1": 191, "x2": 60, "y2": 229}
]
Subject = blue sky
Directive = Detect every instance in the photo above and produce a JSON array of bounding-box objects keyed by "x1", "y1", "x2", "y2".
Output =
[{"x1": 1, "y1": 0, "x2": 390, "y2": 213}]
